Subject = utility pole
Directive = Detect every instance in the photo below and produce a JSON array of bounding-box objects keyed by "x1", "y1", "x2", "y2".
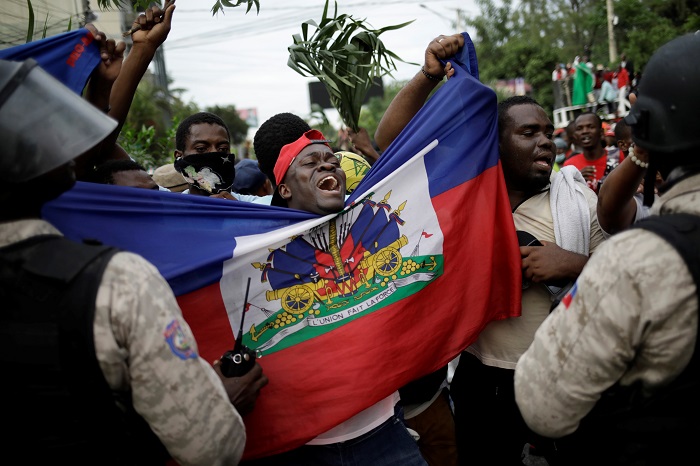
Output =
[
  {"x1": 419, "y1": 3, "x2": 456, "y2": 28},
  {"x1": 456, "y1": 9, "x2": 465, "y2": 31},
  {"x1": 606, "y1": 0, "x2": 618, "y2": 63},
  {"x1": 81, "y1": 1, "x2": 98, "y2": 27},
  {"x1": 119, "y1": 3, "x2": 172, "y2": 126}
]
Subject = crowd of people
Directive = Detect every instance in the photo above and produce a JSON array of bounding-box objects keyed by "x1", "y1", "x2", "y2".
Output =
[
  {"x1": 1, "y1": 0, "x2": 698, "y2": 464},
  {"x1": 552, "y1": 52, "x2": 639, "y2": 117}
]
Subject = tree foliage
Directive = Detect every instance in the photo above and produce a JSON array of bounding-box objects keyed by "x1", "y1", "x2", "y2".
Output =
[
  {"x1": 461, "y1": 0, "x2": 700, "y2": 114},
  {"x1": 100, "y1": 0, "x2": 699, "y2": 150},
  {"x1": 121, "y1": 98, "x2": 248, "y2": 168},
  {"x1": 119, "y1": 75, "x2": 199, "y2": 169},
  {"x1": 356, "y1": 79, "x2": 446, "y2": 142},
  {"x1": 204, "y1": 105, "x2": 249, "y2": 145}
]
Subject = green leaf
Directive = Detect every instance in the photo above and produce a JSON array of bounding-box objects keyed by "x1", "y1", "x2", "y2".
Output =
[
  {"x1": 377, "y1": 20, "x2": 415, "y2": 33},
  {"x1": 211, "y1": 0, "x2": 261, "y2": 17},
  {"x1": 26, "y1": 0, "x2": 34, "y2": 43},
  {"x1": 41, "y1": 13, "x2": 49, "y2": 39}
]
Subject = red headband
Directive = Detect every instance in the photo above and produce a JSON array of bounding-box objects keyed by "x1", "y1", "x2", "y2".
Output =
[{"x1": 273, "y1": 129, "x2": 331, "y2": 185}]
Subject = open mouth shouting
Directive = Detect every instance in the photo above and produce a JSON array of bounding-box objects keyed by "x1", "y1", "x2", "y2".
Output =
[{"x1": 317, "y1": 175, "x2": 342, "y2": 193}]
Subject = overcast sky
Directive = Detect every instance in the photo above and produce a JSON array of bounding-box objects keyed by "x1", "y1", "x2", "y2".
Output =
[{"x1": 162, "y1": 0, "x2": 477, "y2": 138}]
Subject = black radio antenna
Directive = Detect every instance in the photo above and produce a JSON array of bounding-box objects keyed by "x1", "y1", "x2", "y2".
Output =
[{"x1": 233, "y1": 277, "x2": 252, "y2": 353}]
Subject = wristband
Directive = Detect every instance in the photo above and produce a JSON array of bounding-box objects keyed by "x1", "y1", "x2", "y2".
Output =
[
  {"x1": 628, "y1": 146, "x2": 649, "y2": 168},
  {"x1": 420, "y1": 67, "x2": 442, "y2": 82}
]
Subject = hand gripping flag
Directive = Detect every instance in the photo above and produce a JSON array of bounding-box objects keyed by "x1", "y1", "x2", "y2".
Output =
[
  {"x1": 0, "y1": 28, "x2": 101, "y2": 95},
  {"x1": 44, "y1": 32, "x2": 521, "y2": 460}
]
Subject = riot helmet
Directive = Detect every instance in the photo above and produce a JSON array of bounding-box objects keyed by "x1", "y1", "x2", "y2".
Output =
[
  {"x1": 625, "y1": 33, "x2": 700, "y2": 155},
  {"x1": 0, "y1": 59, "x2": 117, "y2": 183},
  {"x1": 624, "y1": 32, "x2": 700, "y2": 205}
]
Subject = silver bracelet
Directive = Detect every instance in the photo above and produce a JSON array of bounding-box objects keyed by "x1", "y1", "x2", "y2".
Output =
[{"x1": 628, "y1": 146, "x2": 649, "y2": 168}]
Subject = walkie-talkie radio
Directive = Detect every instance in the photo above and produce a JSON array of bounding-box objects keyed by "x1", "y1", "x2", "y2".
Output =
[{"x1": 220, "y1": 277, "x2": 257, "y2": 377}]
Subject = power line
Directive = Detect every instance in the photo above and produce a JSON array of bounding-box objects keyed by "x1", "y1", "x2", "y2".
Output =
[
  {"x1": 174, "y1": 0, "x2": 457, "y2": 14},
  {"x1": 165, "y1": 10, "x2": 317, "y2": 50},
  {"x1": 165, "y1": 0, "x2": 459, "y2": 51}
]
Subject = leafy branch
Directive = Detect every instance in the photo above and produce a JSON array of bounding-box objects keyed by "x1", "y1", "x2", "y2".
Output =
[
  {"x1": 287, "y1": 0, "x2": 415, "y2": 132},
  {"x1": 211, "y1": 0, "x2": 260, "y2": 16},
  {"x1": 26, "y1": 0, "x2": 34, "y2": 42}
]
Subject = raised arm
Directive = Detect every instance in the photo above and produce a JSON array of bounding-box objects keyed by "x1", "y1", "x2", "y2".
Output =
[
  {"x1": 73, "y1": 25, "x2": 127, "y2": 179},
  {"x1": 374, "y1": 33, "x2": 463, "y2": 151},
  {"x1": 596, "y1": 147, "x2": 648, "y2": 234},
  {"x1": 75, "y1": 2, "x2": 176, "y2": 180},
  {"x1": 83, "y1": 27, "x2": 126, "y2": 115},
  {"x1": 596, "y1": 94, "x2": 650, "y2": 234},
  {"x1": 109, "y1": 1, "x2": 176, "y2": 131}
]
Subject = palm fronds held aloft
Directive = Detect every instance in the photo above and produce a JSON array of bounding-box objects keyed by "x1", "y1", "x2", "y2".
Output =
[{"x1": 287, "y1": 0, "x2": 415, "y2": 132}]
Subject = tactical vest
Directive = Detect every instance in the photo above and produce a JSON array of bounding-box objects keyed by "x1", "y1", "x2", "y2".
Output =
[
  {"x1": 0, "y1": 234, "x2": 169, "y2": 464},
  {"x1": 548, "y1": 213, "x2": 700, "y2": 466}
]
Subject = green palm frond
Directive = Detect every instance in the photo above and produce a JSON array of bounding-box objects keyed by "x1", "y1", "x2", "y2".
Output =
[
  {"x1": 26, "y1": 0, "x2": 34, "y2": 43},
  {"x1": 41, "y1": 13, "x2": 49, "y2": 39},
  {"x1": 287, "y1": 0, "x2": 416, "y2": 132},
  {"x1": 211, "y1": 0, "x2": 260, "y2": 16}
]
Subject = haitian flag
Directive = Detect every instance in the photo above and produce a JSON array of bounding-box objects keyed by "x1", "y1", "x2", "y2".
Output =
[
  {"x1": 44, "y1": 32, "x2": 521, "y2": 459},
  {"x1": 0, "y1": 28, "x2": 101, "y2": 95}
]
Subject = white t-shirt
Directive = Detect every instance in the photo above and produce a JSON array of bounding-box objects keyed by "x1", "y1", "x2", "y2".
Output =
[
  {"x1": 306, "y1": 392, "x2": 399, "y2": 445},
  {"x1": 181, "y1": 189, "x2": 270, "y2": 204}
]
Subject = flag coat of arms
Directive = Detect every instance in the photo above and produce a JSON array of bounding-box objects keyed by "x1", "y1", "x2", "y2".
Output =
[{"x1": 44, "y1": 33, "x2": 521, "y2": 459}]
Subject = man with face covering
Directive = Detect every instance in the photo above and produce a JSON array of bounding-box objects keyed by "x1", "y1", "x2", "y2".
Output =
[
  {"x1": 244, "y1": 130, "x2": 428, "y2": 466},
  {"x1": 174, "y1": 111, "x2": 269, "y2": 203},
  {"x1": 0, "y1": 59, "x2": 267, "y2": 464},
  {"x1": 173, "y1": 112, "x2": 240, "y2": 199},
  {"x1": 514, "y1": 32, "x2": 700, "y2": 466}
]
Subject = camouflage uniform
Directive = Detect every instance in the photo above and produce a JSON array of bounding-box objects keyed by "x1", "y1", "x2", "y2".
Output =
[
  {"x1": 514, "y1": 173, "x2": 700, "y2": 438},
  {"x1": 0, "y1": 219, "x2": 246, "y2": 466}
]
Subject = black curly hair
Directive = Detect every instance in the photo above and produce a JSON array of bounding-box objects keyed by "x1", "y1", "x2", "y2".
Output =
[
  {"x1": 91, "y1": 159, "x2": 148, "y2": 185},
  {"x1": 175, "y1": 112, "x2": 231, "y2": 152},
  {"x1": 497, "y1": 95, "x2": 543, "y2": 139},
  {"x1": 253, "y1": 112, "x2": 311, "y2": 185}
]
